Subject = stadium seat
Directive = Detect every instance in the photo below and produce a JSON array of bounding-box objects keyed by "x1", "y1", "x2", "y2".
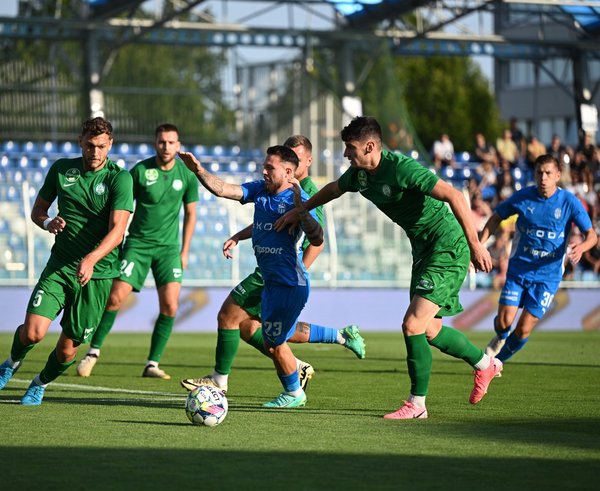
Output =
[
  {"x1": 61, "y1": 142, "x2": 77, "y2": 155},
  {"x1": 1, "y1": 141, "x2": 19, "y2": 153},
  {"x1": 455, "y1": 151, "x2": 472, "y2": 164}
]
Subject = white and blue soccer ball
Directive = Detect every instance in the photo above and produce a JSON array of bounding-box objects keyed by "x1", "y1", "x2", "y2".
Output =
[{"x1": 185, "y1": 384, "x2": 228, "y2": 427}]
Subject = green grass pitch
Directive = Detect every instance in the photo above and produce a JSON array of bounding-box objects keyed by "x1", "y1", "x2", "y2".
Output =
[{"x1": 1, "y1": 331, "x2": 599, "y2": 490}]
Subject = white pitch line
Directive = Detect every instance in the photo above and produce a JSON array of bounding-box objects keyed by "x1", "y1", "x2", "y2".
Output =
[{"x1": 7, "y1": 377, "x2": 185, "y2": 398}]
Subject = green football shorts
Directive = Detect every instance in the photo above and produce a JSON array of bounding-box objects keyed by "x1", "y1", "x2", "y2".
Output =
[
  {"x1": 26, "y1": 266, "x2": 112, "y2": 343},
  {"x1": 230, "y1": 267, "x2": 264, "y2": 318},
  {"x1": 409, "y1": 233, "x2": 470, "y2": 318},
  {"x1": 119, "y1": 243, "x2": 183, "y2": 291}
]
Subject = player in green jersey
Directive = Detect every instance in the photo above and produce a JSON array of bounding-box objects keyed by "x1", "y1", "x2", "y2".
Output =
[
  {"x1": 276, "y1": 117, "x2": 502, "y2": 419},
  {"x1": 0, "y1": 117, "x2": 134, "y2": 405},
  {"x1": 180, "y1": 135, "x2": 366, "y2": 394},
  {"x1": 76, "y1": 123, "x2": 199, "y2": 380}
]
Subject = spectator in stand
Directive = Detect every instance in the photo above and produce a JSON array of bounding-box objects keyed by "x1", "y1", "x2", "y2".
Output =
[
  {"x1": 580, "y1": 237, "x2": 600, "y2": 280},
  {"x1": 548, "y1": 134, "x2": 567, "y2": 165},
  {"x1": 432, "y1": 133, "x2": 456, "y2": 170},
  {"x1": 526, "y1": 135, "x2": 546, "y2": 176},
  {"x1": 471, "y1": 192, "x2": 493, "y2": 232},
  {"x1": 496, "y1": 129, "x2": 520, "y2": 167},
  {"x1": 496, "y1": 168, "x2": 516, "y2": 204},
  {"x1": 475, "y1": 159, "x2": 498, "y2": 204},
  {"x1": 474, "y1": 133, "x2": 498, "y2": 166},
  {"x1": 509, "y1": 117, "x2": 527, "y2": 166},
  {"x1": 574, "y1": 133, "x2": 596, "y2": 190}
]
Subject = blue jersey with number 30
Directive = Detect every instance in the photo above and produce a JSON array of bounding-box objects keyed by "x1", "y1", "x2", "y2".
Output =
[
  {"x1": 241, "y1": 180, "x2": 317, "y2": 287},
  {"x1": 495, "y1": 186, "x2": 592, "y2": 281}
]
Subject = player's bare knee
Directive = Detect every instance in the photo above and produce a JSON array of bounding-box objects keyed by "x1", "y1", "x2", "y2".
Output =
[
  {"x1": 19, "y1": 323, "x2": 45, "y2": 345},
  {"x1": 160, "y1": 303, "x2": 178, "y2": 317}
]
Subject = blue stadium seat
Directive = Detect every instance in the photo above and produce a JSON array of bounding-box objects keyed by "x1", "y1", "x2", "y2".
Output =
[
  {"x1": 136, "y1": 143, "x2": 152, "y2": 158},
  {"x1": 17, "y1": 155, "x2": 30, "y2": 168},
  {"x1": 193, "y1": 144, "x2": 208, "y2": 156},
  {"x1": 455, "y1": 151, "x2": 472, "y2": 164},
  {"x1": 2, "y1": 141, "x2": 19, "y2": 152},
  {"x1": 60, "y1": 141, "x2": 77, "y2": 155}
]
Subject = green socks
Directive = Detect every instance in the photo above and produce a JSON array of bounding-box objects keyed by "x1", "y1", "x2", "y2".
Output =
[
  {"x1": 39, "y1": 349, "x2": 76, "y2": 384},
  {"x1": 90, "y1": 309, "x2": 119, "y2": 349},
  {"x1": 247, "y1": 329, "x2": 269, "y2": 356},
  {"x1": 148, "y1": 314, "x2": 175, "y2": 363},
  {"x1": 429, "y1": 325, "x2": 484, "y2": 366},
  {"x1": 404, "y1": 333, "x2": 432, "y2": 397},
  {"x1": 214, "y1": 329, "x2": 241, "y2": 375},
  {"x1": 10, "y1": 325, "x2": 35, "y2": 362}
]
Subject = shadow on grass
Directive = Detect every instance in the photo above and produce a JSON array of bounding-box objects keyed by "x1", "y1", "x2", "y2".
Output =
[{"x1": 2, "y1": 445, "x2": 598, "y2": 491}]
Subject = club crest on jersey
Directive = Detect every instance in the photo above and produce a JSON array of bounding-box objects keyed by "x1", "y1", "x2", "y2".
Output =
[
  {"x1": 415, "y1": 278, "x2": 434, "y2": 292},
  {"x1": 65, "y1": 168, "x2": 81, "y2": 183},
  {"x1": 278, "y1": 201, "x2": 287, "y2": 214},
  {"x1": 554, "y1": 208, "x2": 562, "y2": 219},
  {"x1": 145, "y1": 169, "x2": 159, "y2": 183},
  {"x1": 358, "y1": 170, "x2": 368, "y2": 189},
  {"x1": 172, "y1": 179, "x2": 183, "y2": 191},
  {"x1": 382, "y1": 184, "x2": 391, "y2": 197},
  {"x1": 94, "y1": 182, "x2": 106, "y2": 195}
]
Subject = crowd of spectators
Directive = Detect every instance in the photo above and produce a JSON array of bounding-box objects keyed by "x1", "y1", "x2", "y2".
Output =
[{"x1": 433, "y1": 124, "x2": 600, "y2": 287}]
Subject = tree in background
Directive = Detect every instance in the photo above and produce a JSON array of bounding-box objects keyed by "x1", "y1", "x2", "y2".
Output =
[{"x1": 359, "y1": 52, "x2": 503, "y2": 155}]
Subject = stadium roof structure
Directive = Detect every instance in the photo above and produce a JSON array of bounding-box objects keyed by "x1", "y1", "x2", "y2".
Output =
[{"x1": 560, "y1": 1, "x2": 600, "y2": 34}]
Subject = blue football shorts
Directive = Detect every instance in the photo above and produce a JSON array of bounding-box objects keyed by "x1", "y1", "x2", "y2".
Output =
[
  {"x1": 500, "y1": 275, "x2": 561, "y2": 319},
  {"x1": 260, "y1": 282, "x2": 309, "y2": 346}
]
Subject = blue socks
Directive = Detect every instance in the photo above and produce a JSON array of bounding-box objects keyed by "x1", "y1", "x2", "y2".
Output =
[
  {"x1": 278, "y1": 371, "x2": 301, "y2": 393},
  {"x1": 497, "y1": 333, "x2": 528, "y2": 362},
  {"x1": 308, "y1": 323, "x2": 338, "y2": 344},
  {"x1": 494, "y1": 316, "x2": 510, "y2": 339}
]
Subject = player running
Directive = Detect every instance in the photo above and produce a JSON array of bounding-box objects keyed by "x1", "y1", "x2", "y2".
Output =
[
  {"x1": 0, "y1": 117, "x2": 133, "y2": 405},
  {"x1": 76, "y1": 123, "x2": 198, "y2": 380},
  {"x1": 481, "y1": 153, "x2": 597, "y2": 362}
]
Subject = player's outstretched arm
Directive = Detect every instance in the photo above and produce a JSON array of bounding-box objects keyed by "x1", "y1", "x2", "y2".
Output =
[
  {"x1": 275, "y1": 180, "x2": 344, "y2": 232},
  {"x1": 222, "y1": 224, "x2": 252, "y2": 259},
  {"x1": 430, "y1": 179, "x2": 492, "y2": 273},
  {"x1": 290, "y1": 178, "x2": 323, "y2": 247},
  {"x1": 178, "y1": 151, "x2": 243, "y2": 201}
]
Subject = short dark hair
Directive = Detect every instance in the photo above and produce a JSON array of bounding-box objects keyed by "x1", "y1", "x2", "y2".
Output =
[
  {"x1": 341, "y1": 116, "x2": 382, "y2": 143},
  {"x1": 535, "y1": 153, "x2": 561, "y2": 171},
  {"x1": 283, "y1": 135, "x2": 312, "y2": 153},
  {"x1": 155, "y1": 123, "x2": 179, "y2": 139},
  {"x1": 267, "y1": 145, "x2": 299, "y2": 168},
  {"x1": 81, "y1": 117, "x2": 113, "y2": 138}
]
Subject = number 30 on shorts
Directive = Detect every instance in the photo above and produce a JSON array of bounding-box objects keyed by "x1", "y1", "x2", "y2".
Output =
[
  {"x1": 120, "y1": 260, "x2": 135, "y2": 278},
  {"x1": 540, "y1": 291, "x2": 554, "y2": 308}
]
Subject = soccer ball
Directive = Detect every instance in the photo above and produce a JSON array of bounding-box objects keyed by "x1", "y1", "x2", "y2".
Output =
[{"x1": 185, "y1": 384, "x2": 228, "y2": 427}]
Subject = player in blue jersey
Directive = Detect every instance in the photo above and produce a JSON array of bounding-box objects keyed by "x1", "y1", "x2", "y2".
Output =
[
  {"x1": 179, "y1": 145, "x2": 323, "y2": 408},
  {"x1": 480, "y1": 154, "x2": 597, "y2": 362}
]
